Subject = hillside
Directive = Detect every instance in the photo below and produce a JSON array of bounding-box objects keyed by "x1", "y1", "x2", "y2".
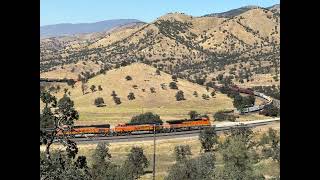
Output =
[
  {"x1": 40, "y1": 4, "x2": 280, "y2": 88},
  {"x1": 40, "y1": 19, "x2": 144, "y2": 38},
  {"x1": 41, "y1": 63, "x2": 239, "y2": 125}
]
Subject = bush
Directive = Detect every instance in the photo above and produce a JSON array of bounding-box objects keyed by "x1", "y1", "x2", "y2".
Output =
[
  {"x1": 150, "y1": 87, "x2": 156, "y2": 93},
  {"x1": 202, "y1": 94, "x2": 210, "y2": 100},
  {"x1": 172, "y1": 75, "x2": 178, "y2": 82},
  {"x1": 195, "y1": 78, "x2": 206, "y2": 85},
  {"x1": 111, "y1": 91, "x2": 117, "y2": 97},
  {"x1": 260, "y1": 104, "x2": 280, "y2": 117},
  {"x1": 199, "y1": 127, "x2": 218, "y2": 152},
  {"x1": 94, "y1": 97, "x2": 105, "y2": 107},
  {"x1": 176, "y1": 90, "x2": 185, "y2": 101},
  {"x1": 127, "y1": 92, "x2": 135, "y2": 100},
  {"x1": 214, "y1": 110, "x2": 237, "y2": 122},
  {"x1": 193, "y1": 91, "x2": 198, "y2": 97},
  {"x1": 217, "y1": 74, "x2": 224, "y2": 82},
  {"x1": 188, "y1": 111, "x2": 200, "y2": 120},
  {"x1": 233, "y1": 95, "x2": 255, "y2": 110},
  {"x1": 130, "y1": 112, "x2": 163, "y2": 124},
  {"x1": 125, "y1": 76, "x2": 132, "y2": 81},
  {"x1": 113, "y1": 97, "x2": 121, "y2": 105},
  {"x1": 98, "y1": 85, "x2": 103, "y2": 91},
  {"x1": 156, "y1": 69, "x2": 161, "y2": 75},
  {"x1": 174, "y1": 145, "x2": 192, "y2": 162},
  {"x1": 122, "y1": 147, "x2": 149, "y2": 179},
  {"x1": 161, "y1": 83, "x2": 167, "y2": 90},
  {"x1": 90, "y1": 85, "x2": 96, "y2": 92},
  {"x1": 169, "y1": 82, "x2": 178, "y2": 89}
]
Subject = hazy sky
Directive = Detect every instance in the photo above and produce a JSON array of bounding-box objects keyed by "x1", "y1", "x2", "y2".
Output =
[{"x1": 40, "y1": 0, "x2": 280, "y2": 26}]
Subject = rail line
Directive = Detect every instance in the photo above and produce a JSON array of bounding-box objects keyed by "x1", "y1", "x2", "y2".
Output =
[{"x1": 68, "y1": 118, "x2": 279, "y2": 144}]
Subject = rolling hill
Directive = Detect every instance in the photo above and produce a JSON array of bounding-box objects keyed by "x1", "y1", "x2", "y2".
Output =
[{"x1": 41, "y1": 63, "x2": 239, "y2": 125}]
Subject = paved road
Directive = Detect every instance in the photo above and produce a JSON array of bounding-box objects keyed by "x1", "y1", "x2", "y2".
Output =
[{"x1": 68, "y1": 118, "x2": 280, "y2": 144}]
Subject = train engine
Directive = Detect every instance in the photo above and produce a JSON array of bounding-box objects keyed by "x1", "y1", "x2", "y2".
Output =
[
  {"x1": 163, "y1": 117, "x2": 211, "y2": 132},
  {"x1": 113, "y1": 123, "x2": 163, "y2": 135}
]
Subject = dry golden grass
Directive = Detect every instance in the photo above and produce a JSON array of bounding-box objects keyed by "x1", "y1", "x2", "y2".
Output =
[
  {"x1": 42, "y1": 63, "x2": 238, "y2": 126},
  {"x1": 41, "y1": 60, "x2": 102, "y2": 80}
]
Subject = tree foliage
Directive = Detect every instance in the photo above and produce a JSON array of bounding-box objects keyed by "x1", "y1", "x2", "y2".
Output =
[
  {"x1": 90, "y1": 85, "x2": 97, "y2": 92},
  {"x1": 40, "y1": 151, "x2": 91, "y2": 180},
  {"x1": 260, "y1": 104, "x2": 280, "y2": 117},
  {"x1": 127, "y1": 92, "x2": 135, "y2": 100},
  {"x1": 125, "y1": 75, "x2": 133, "y2": 81},
  {"x1": 174, "y1": 145, "x2": 192, "y2": 162},
  {"x1": 193, "y1": 91, "x2": 198, "y2": 97},
  {"x1": 169, "y1": 82, "x2": 178, "y2": 89},
  {"x1": 233, "y1": 94, "x2": 255, "y2": 110},
  {"x1": 175, "y1": 90, "x2": 185, "y2": 101},
  {"x1": 188, "y1": 111, "x2": 199, "y2": 120},
  {"x1": 40, "y1": 92, "x2": 79, "y2": 160},
  {"x1": 122, "y1": 147, "x2": 149, "y2": 179},
  {"x1": 166, "y1": 153, "x2": 215, "y2": 180},
  {"x1": 259, "y1": 128, "x2": 280, "y2": 163},
  {"x1": 214, "y1": 110, "x2": 237, "y2": 122},
  {"x1": 94, "y1": 97, "x2": 105, "y2": 107},
  {"x1": 199, "y1": 127, "x2": 218, "y2": 152},
  {"x1": 98, "y1": 85, "x2": 103, "y2": 91},
  {"x1": 218, "y1": 127, "x2": 262, "y2": 180},
  {"x1": 130, "y1": 112, "x2": 163, "y2": 125}
]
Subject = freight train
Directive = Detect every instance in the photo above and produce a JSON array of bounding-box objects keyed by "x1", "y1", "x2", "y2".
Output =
[
  {"x1": 55, "y1": 117, "x2": 211, "y2": 138},
  {"x1": 50, "y1": 85, "x2": 273, "y2": 138},
  {"x1": 229, "y1": 85, "x2": 273, "y2": 113},
  {"x1": 213, "y1": 84, "x2": 273, "y2": 114}
]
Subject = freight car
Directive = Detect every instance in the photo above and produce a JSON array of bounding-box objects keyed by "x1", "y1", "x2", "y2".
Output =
[{"x1": 229, "y1": 85, "x2": 254, "y2": 95}]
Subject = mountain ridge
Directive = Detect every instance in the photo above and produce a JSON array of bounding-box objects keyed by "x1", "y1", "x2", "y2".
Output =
[{"x1": 40, "y1": 19, "x2": 145, "y2": 38}]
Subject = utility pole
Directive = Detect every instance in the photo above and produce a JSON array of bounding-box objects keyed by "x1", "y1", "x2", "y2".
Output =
[{"x1": 153, "y1": 123, "x2": 156, "y2": 180}]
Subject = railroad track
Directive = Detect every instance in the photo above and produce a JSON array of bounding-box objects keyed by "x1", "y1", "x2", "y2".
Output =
[{"x1": 70, "y1": 118, "x2": 279, "y2": 144}]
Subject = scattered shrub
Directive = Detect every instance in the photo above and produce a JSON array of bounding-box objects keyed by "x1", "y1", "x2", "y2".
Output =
[{"x1": 94, "y1": 97, "x2": 105, "y2": 107}]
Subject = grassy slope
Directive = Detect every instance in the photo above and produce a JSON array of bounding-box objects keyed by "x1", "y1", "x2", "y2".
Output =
[{"x1": 45, "y1": 63, "x2": 234, "y2": 125}]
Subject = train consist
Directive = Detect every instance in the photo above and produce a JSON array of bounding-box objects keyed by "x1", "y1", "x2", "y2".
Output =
[
  {"x1": 40, "y1": 78, "x2": 78, "y2": 83},
  {"x1": 226, "y1": 85, "x2": 273, "y2": 113},
  {"x1": 56, "y1": 117, "x2": 211, "y2": 138}
]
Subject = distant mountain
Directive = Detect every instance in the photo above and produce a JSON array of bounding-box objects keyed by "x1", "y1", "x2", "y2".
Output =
[
  {"x1": 203, "y1": 5, "x2": 262, "y2": 18},
  {"x1": 267, "y1": 4, "x2": 280, "y2": 14},
  {"x1": 40, "y1": 19, "x2": 144, "y2": 38}
]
